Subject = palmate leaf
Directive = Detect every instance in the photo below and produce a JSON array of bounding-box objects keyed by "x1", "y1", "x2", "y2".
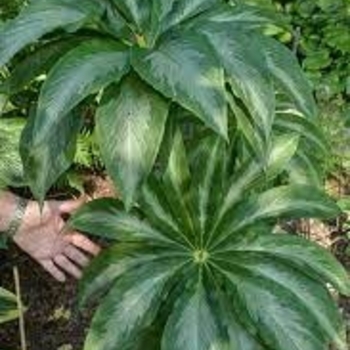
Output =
[
  {"x1": 0, "y1": 287, "x2": 19, "y2": 324},
  {"x1": 96, "y1": 76, "x2": 168, "y2": 210},
  {"x1": 21, "y1": 39, "x2": 129, "y2": 201},
  {"x1": 72, "y1": 130, "x2": 350, "y2": 350},
  {"x1": 132, "y1": 31, "x2": 227, "y2": 138},
  {"x1": 0, "y1": 0, "x2": 105, "y2": 67}
]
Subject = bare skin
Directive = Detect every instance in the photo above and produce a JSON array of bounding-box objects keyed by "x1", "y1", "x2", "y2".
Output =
[{"x1": 0, "y1": 192, "x2": 100, "y2": 282}]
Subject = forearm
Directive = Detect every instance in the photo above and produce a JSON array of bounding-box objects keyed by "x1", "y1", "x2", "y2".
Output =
[{"x1": 0, "y1": 191, "x2": 19, "y2": 232}]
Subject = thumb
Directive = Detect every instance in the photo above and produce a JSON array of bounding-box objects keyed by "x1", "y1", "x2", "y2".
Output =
[{"x1": 57, "y1": 196, "x2": 86, "y2": 215}]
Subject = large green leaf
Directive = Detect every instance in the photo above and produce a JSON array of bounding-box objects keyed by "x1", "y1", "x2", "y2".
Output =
[
  {"x1": 216, "y1": 260, "x2": 344, "y2": 350},
  {"x1": 262, "y1": 36, "x2": 317, "y2": 118},
  {"x1": 266, "y1": 132, "x2": 300, "y2": 179},
  {"x1": 162, "y1": 275, "x2": 226, "y2": 350},
  {"x1": 21, "y1": 39, "x2": 129, "y2": 200},
  {"x1": 163, "y1": 129, "x2": 197, "y2": 243},
  {"x1": 78, "y1": 243, "x2": 186, "y2": 307},
  {"x1": 20, "y1": 109, "x2": 82, "y2": 202},
  {"x1": 132, "y1": 31, "x2": 227, "y2": 138},
  {"x1": 0, "y1": 287, "x2": 19, "y2": 324},
  {"x1": 36, "y1": 39, "x2": 129, "y2": 138},
  {"x1": 158, "y1": 0, "x2": 217, "y2": 34},
  {"x1": 213, "y1": 185, "x2": 340, "y2": 248},
  {"x1": 228, "y1": 95, "x2": 268, "y2": 160},
  {"x1": 190, "y1": 134, "x2": 226, "y2": 239},
  {"x1": 274, "y1": 112, "x2": 329, "y2": 155},
  {"x1": 69, "y1": 198, "x2": 175, "y2": 246},
  {"x1": 187, "y1": 3, "x2": 285, "y2": 31},
  {"x1": 286, "y1": 150, "x2": 324, "y2": 188},
  {"x1": 0, "y1": 0, "x2": 104, "y2": 67},
  {"x1": 96, "y1": 76, "x2": 168, "y2": 209},
  {"x1": 216, "y1": 234, "x2": 350, "y2": 296},
  {"x1": 196, "y1": 25, "x2": 275, "y2": 141},
  {"x1": 140, "y1": 176, "x2": 195, "y2": 250},
  {"x1": 2, "y1": 37, "x2": 82, "y2": 94},
  {"x1": 84, "y1": 259, "x2": 185, "y2": 350},
  {"x1": 110, "y1": 0, "x2": 150, "y2": 33},
  {"x1": 215, "y1": 251, "x2": 344, "y2": 347}
]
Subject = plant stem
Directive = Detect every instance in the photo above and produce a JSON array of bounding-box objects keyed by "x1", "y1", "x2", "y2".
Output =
[{"x1": 13, "y1": 266, "x2": 27, "y2": 350}]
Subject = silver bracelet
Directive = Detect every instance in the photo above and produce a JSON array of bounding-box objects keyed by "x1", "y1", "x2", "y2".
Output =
[{"x1": 3, "y1": 197, "x2": 28, "y2": 240}]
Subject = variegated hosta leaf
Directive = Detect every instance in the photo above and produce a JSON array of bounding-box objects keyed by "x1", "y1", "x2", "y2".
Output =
[
  {"x1": 132, "y1": 31, "x2": 227, "y2": 138},
  {"x1": 20, "y1": 39, "x2": 129, "y2": 201},
  {"x1": 0, "y1": 0, "x2": 105, "y2": 67},
  {"x1": 96, "y1": 76, "x2": 168, "y2": 209},
  {"x1": 0, "y1": 287, "x2": 19, "y2": 324}
]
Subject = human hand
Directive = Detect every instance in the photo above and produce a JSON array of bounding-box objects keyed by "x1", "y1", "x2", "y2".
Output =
[{"x1": 13, "y1": 198, "x2": 100, "y2": 282}]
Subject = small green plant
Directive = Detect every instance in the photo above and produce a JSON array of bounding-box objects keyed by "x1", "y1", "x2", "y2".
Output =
[{"x1": 0, "y1": 287, "x2": 19, "y2": 324}]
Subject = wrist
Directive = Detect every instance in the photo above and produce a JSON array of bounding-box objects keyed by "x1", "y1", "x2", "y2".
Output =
[{"x1": 0, "y1": 193, "x2": 29, "y2": 242}]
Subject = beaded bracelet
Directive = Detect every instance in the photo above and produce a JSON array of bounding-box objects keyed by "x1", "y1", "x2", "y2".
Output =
[{"x1": 3, "y1": 197, "x2": 28, "y2": 240}]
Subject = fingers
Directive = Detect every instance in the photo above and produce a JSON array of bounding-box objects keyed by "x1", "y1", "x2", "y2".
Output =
[
  {"x1": 65, "y1": 232, "x2": 101, "y2": 256},
  {"x1": 53, "y1": 254, "x2": 82, "y2": 279},
  {"x1": 64, "y1": 245, "x2": 90, "y2": 267},
  {"x1": 57, "y1": 196, "x2": 86, "y2": 215},
  {"x1": 40, "y1": 260, "x2": 66, "y2": 283}
]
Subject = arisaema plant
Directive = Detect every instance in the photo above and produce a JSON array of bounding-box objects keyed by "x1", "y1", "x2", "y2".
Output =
[
  {"x1": 0, "y1": 0, "x2": 348, "y2": 349},
  {"x1": 69, "y1": 129, "x2": 350, "y2": 350}
]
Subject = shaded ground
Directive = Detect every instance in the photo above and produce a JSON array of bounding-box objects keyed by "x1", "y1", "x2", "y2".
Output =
[{"x1": 0, "y1": 246, "x2": 94, "y2": 350}]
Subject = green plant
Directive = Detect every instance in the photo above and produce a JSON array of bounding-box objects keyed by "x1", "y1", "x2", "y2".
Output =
[
  {"x1": 0, "y1": 0, "x2": 318, "y2": 205},
  {"x1": 0, "y1": 287, "x2": 19, "y2": 324},
  {"x1": 69, "y1": 130, "x2": 350, "y2": 350},
  {"x1": 0, "y1": 0, "x2": 348, "y2": 349}
]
